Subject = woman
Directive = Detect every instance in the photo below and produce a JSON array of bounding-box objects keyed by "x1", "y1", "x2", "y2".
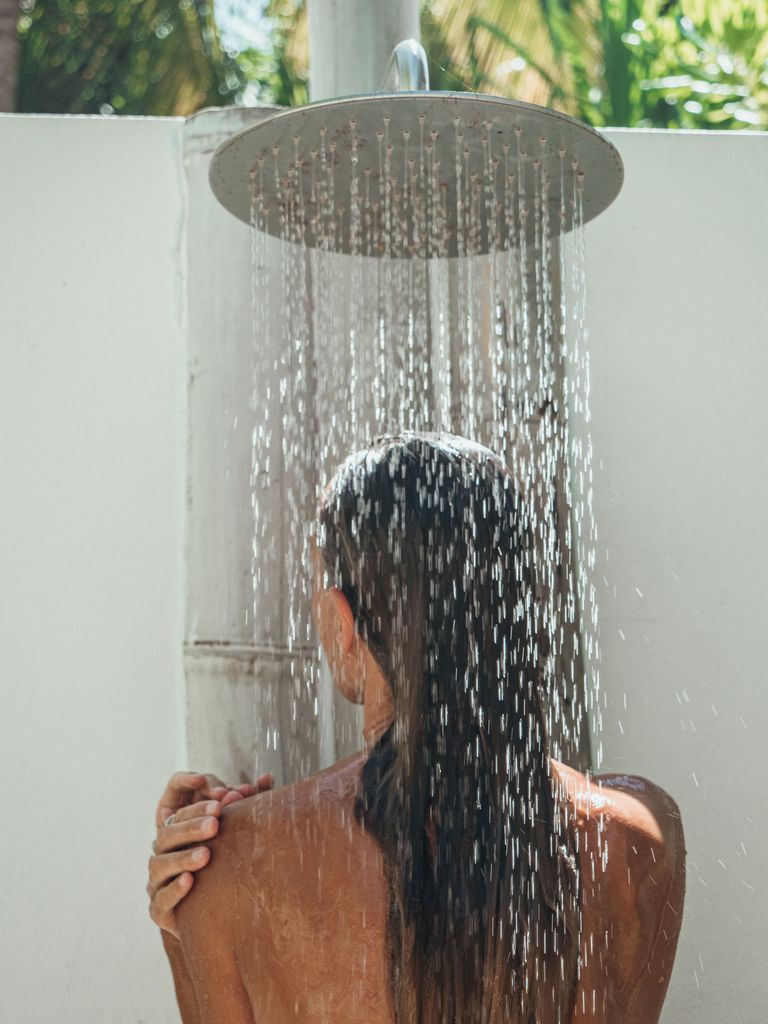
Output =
[{"x1": 148, "y1": 432, "x2": 686, "y2": 1023}]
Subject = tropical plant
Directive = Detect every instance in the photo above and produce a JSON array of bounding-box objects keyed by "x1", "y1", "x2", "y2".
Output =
[
  {"x1": 0, "y1": 0, "x2": 20, "y2": 110},
  {"x1": 15, "y1": 0, "x2": 244, "y2": 115},
  {"x1": 10, "y1": 0, "x2": 767, "y2": 128},
  {"x1": 233, "y1": 0, "x2": 308, "y2": 107},
  {"x1": 626, "y1": 0, "x2": 768, "y2": 128},
  {"x1": 457, "y1": 0, "x2": 768, "y2": 129},
  {"x1": 426, "y1": 0, "x2": 559, "y2": 102},
  {"x1": 233, "y1": 0, "x2": 768, "y2": 130}
]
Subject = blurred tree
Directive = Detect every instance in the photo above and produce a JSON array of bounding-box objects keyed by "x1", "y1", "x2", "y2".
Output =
[
  {"x1": 8, "y1": 0, "x2": 767, "y2": 128},
  {"x1": 436, "y1": 0, "x2": 768, "y2": 129},
  {"x1": 0, "y1": 0, "x2": 20, "y2": 110},
  {"x1": 15, "y1": 0, "x2": 245, "y2": 115},
  {"x1": 625, "y1": 0, "x2": 768, "y2": 128},
  {"x1": 425, "y1": 0, "x2": 559, "y2": 102},
  {"x1": 233, "y1": 0, "x2": 308, "y2": 107},
  {"x1": 228, "y1": 0, "x2": 767, "y2": 130}
]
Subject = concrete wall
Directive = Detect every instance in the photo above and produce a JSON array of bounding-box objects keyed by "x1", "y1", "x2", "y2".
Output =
[
  {"x1": 1, "y1": 112, "x2": 765, "y2": 1024},
  {"x1": 0, "y1": 115, "x2": 186, "y2": 1023},
  {"x1": 588, "y1": 128, "x2": 768, "y2": 1023},
  {"x1": 182, "y1": 107, "x2": 338, "y2": 792}
]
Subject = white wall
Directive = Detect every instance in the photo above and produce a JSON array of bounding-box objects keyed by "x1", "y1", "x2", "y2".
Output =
[
  {"x1": 1, "y1": 113, "x2": 765, "y2": 1024},
  {"x1": 587, "y1": 128, "x2": 768, "y2": 1024},
  {"x1": 0, "y1": 115, "x2": 186, "y2": 1023}
]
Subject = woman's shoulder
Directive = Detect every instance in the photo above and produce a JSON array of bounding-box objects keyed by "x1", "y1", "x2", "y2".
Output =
[
  {"x1": 552, "y1": 759, "x2": 684, "y2": 856},
  {"x1": 202, "y1": 749, "x2": 378, "y2": 895},
  {"x1": 552, "y1": 760, "x2": 686, "y2": 1023},
  {"x1": 175, "y1": 748, "x2": 382, "y2": 942},
  {"x1": 177, "y1": 751, "x2": 391, "y2": 1023}
]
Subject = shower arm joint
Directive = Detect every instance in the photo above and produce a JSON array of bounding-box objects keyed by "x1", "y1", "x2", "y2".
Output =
[{"x1": 380, "y1": 39, "x2": 430, "y2": 92}]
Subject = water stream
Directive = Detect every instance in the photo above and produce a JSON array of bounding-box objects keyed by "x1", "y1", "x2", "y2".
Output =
[{"x1": 246, "y1": 109, "x2": 600, "y2": 785}]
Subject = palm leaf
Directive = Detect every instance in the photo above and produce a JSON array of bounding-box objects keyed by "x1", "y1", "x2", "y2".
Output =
[{"x1": 467, "y1": 13, "x2": 567, "y2": 97}]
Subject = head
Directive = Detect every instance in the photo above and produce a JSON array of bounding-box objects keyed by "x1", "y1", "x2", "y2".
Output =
[
  {"x1": 312, "y1": 431, "x2": 579, "y2": 1024},
  {"x1": 310, "y1": 533, "x2": 395, "y2": 747},
  {"x1": 313, "y1": 430, "x2": 520, "y2": 692},
  {"x1": 310, "y1": 538, "x2": 366, "y2": 704}
]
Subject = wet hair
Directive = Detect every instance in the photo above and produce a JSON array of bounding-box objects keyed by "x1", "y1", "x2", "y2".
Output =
[{"x1": 316, "y1": 431, "x2": 580, "y2": 1024}]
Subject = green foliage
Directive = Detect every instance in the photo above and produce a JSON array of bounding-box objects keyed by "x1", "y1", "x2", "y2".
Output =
[
  {"x1": 465, "y1": 12, "x2": 566, "y2": 100},
  {"x1": 16, "y1": 0, "x2": 245, "y2": 115},
  {"x1": 627, "y1": 0, "x2": 768, "y2": 128},
  {"x1": 465, "y1": 0, "x2": 768, "y2": 129},
  {"x1": 14, "y1": 0, "x2": 767, "y2": 128},
  {"x1": 420, "y1": 4, "x2": 473, "y2": 93},
  {"x1": 233, "y1": 0, "x2": 308, "y2": 107}
]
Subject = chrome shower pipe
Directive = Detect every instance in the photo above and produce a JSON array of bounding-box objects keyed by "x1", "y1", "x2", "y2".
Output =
[
  {"x1": 381, "y1": 38, "x2": 430, "y2": 92},
  {"x1": 308, "y1": 0, "x2": 421, "y2": 101},
  {"x1": 305, "y1": 0, "x2": 422, "y2": 767}
]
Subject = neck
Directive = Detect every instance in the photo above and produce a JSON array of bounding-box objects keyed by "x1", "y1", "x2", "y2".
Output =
[
  {"x1": 362, "y1": 673, "x2": 395, "y2": 751},
  {"x1": 362, "y1": 714, "x2": 393, "y2": 751}
]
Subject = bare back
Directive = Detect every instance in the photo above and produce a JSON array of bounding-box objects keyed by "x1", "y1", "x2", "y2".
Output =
[{"x1": 171, "y1": 753, "x2": 685, "y2": 1024}]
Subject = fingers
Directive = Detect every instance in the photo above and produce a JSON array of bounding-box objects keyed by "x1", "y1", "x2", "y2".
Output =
[
  {"x1": 154, "y1": 812, "x2": 220, "y2": 855},
  {"x1": 155, "y1": 771, "x2": 276, "y2": 828},
  {"x1": 169, "y1": 799, "x2": 222, "y2": 826},
  {"x1": 147, "y1": 772, "x2": 275, "y2": 937},
  {"x1": 154, "y1": 771, "x2": 231, "y2": 828},
  {"x1": 157, "y1": 771, "x2": 207, "y2": 807},
  {"x1": 148, "y1": 871, "x2": 195, "y2": 936},
  {"x1": 167, "y1": 771, "x2": 227, "y2": 800},
  {"x1": 147, "y1": 846, "x2": 211, "y2": 899},
  {"x1": 155, "y1": 772, "x2": 208, "y2": 828},
  {"x1": 219, "y1": 774, "x2": 274, "y2": 806}
]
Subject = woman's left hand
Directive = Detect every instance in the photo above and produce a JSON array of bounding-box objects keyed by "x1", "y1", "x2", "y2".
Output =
[
  {"x1": 148, "y1": 770, "x2": 273, "y2": 936},
  {"x1": 153, "y1": 770, "x2": 262, "y2": 831}
]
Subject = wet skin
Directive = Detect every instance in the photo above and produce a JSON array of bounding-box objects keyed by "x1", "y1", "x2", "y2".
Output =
[
  {"x1": 162, "y1": 753, "x2": 685, "y2": 1024},
  {"x1": 162, "y1": 543, "x2": 685, "y2": 1021}
]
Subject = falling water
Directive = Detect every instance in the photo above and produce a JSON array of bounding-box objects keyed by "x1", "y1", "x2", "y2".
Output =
[
  {"x1": 242, "y1": 105, "x2": 604, "y2": 1020},
  {"x1": 247, "y1": 109, "x2": 599, "y2": 781}
]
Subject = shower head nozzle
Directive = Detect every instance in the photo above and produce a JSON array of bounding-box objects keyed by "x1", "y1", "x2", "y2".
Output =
[{"x1": 209, "y1": 92, "x2": 623, "y2": 259}]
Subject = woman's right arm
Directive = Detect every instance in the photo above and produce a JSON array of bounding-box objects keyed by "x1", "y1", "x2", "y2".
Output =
[{"x1": 149, "y1": 772, "x2": 273, "y2": 1024}]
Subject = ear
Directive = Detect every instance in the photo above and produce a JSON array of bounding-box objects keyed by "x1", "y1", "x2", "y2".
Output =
[{"x1": 317, "y1": 586, "x2": 356, "y2": 658}]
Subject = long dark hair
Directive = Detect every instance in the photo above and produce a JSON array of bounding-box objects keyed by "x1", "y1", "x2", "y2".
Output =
[{"x1": 316, "y1": 432, "x2": 580, "y2": 1024}]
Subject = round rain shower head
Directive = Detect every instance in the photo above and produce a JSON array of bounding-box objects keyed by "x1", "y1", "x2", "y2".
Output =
[{"x1": 209, "y1": 92, "x2": 624, "y2": 259}]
